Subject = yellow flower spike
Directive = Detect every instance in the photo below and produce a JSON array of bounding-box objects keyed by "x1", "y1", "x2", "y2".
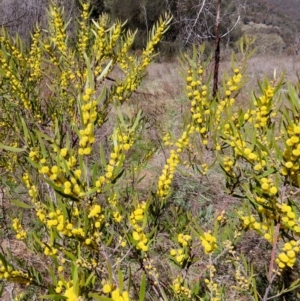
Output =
[
  {"x1": 103, "y1": 283, "x2": 113, "y2": 294},
  {"x1": 200, "y1": 232, "x2": 218, "y2": 254},
  {"x1": 60, "y1": 148, "x2": 68, "y2": 157},
  {"x1": 269, "y1": 186, "x2": 278, "y2": 195}
]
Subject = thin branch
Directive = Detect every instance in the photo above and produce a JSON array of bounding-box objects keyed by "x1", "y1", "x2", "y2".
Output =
[
  {"x1": 184, "y1": 0, "x2": 207, "y2": 46},
  {"x1": 221, "y1": 15, "x2": 241, "y2": 38},
  {"x1": 0, "y1": 12, "x2": 27, "y2": 27}
]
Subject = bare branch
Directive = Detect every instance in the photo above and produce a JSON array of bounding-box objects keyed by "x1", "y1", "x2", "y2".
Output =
[
  {"x1": 184, "y1": 0, "x2": 207, "y2": 46},
  {"x1": 221, "y1": 15, "x2": 240, "y2": 38}
]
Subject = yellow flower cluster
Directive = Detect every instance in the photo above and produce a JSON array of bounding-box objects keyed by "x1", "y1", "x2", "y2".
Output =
[
  {"x1": 215, "y1": 69, "x2": 242, "y2": 125},
  {"x1": 56, "y1": 280, "x2": 80, "y2": 301},
  {"x1": 88, "y1": 204, "x2": 105, "y2": 231},
  {"x1": 117, "y1": 32, "x2": 135, "y2": 72},
  {"x1": 177, "y1": 233, "x2": 192, "y2": 247},
  {"x1": 162, "y1": 132, "x2": 172, "y2": 146},
  {"x1": 0, "y1": 35, "x2": 25, "y2": 66},
  {"x1": 175, "y1": 125, "x2": 194, "y2": 153},
  {"x1": 44, "y1": 41, "x2": 58, "y2": 67},
  {"x1": 65, "y1": 175, "x2": 82, "y2": 196},
  {"x1": 106, "y1": 23, "x2": 121, "y2": 54},
  {"x1": 92, "y1": 14, "x2": 109, "y2": 62},
  {"x1": 96, "y1": 129, "x2": 135, "y2": 187},
  {"x1": 28, "y1": 184, "x2": 38, "y2": 199},
  {"x1": 22, "y1": 172, "x2": 31, "y2": 189},
  {"x1": 0, "y1": 51, "x2": 30, "y2": 109},
  {"x1": 115, "y1": 74, "x2": 140, "y2": 101},
  {"x1": 172, "y1": 276, "x2": 191, "y2": 299},
  {"x1": 239, "y1": 212, "x2": 275, "y2": 242},
  {"x1": 281, "y1": 124, "x2": 300, "y2": 182},
  {"x1": 79, "y1": 88, "x2": 96, "y2": 156},
  {"x1": 228, "y1": 138, "x2": 267, "y2": 171},
  {"x1": 44, "y1": 244, "x2": 58, "y2": 256},
  {"x1": 88, "y1": 204, "x2": 101, "y2": 218},
  {"x1": 77, "y1": 3, "x2": 90, "y2": 55},
  {"x1": 22, "y1": 173, "x2": 39, "y2": 208},
  {"x1": 39, "y1": 158, "x2": 50, "y2": 175},
  {"x1": 204, "y1": 265, "x2": 221, "y2": 301},
  {"x1": 0, "y1": 262, "x2": 31, "y2": 285},
  {"x1": 130, "y1": 202, "x2": 146, "y2": 224},
  {"x1": 60, "y1": 70, "x2": 73, "y2": 93},
  {"x1": 29, "y1": 148, "x2": 40, "y2": 162},
  {"x1": 110, "y1": 288, "x2": 131, "y2": 301},
  {"x1": 102, "y1": 281, "x2": 114, "y2": 293},
  {"x1": 276, "y1": 240, "x2": 300, "y2": 269},
  {"x1": 187, "y1": 67, "x2": 210, "y2": 142},
  {"x1": 242, "y1": 147, "x2": 260, "y2": 163},
  {"x1": 116, "y1": 129, "x2": 135, "y2": 152},
  {"x1": 132, "y1": 229, "x2": 148, "y2": 252},
  {"x1": 278, "y1": 203, "x2": 300, "y2": 231},
  {"x1": 46, "y1": 209, "x2": 73, "y2": 236},
  {"x1": 36, "y1": 148, "x2": 82, "y2": 196},
  {"x1": 76, "y1": 257, "x2": 97, "y2": 270},
  {"x1": 252, "y1": 85, "x2": 275, "y2": 129},
  {"x1": 130, "y1": 203, "x2": 148, "y2": 251},
  {"x1": 107, "y1": 194, "x2": 123, "y2": 222},
  {"x1": 229, "y1": 137, "x2": 246, "y2": 156},
  {"x1": 260, "y1": 177, "x2": 278, "y2": 195},
  {"x1": 50, "y1": 5, "x2": 67, "y2": 54},
  {"x1": 216, "y1": 210, "x2": 226, "y2": 224},
  {"x1": 157, "y1": 150, "x2": 179, "y2": 198},
  {"x1": 12, "y1": 218, "x2": 26, "y2": 240},
  {"x1": 28, "y1": 29, "x2": 42, "y2": 82},
  {"x1": 235, "y1": 269, "x2": 250, "y2": 290},
  {"x1": 101, "y1": 280, "x2": 131, "y2": 301},
  {"x1": 170, "y1": 248, "x2": 186, "y2": 265},
  {"x1": 200, "y1": 232, "x2": 218, "y2": 254},
  {"x1": 223, "y1": 156, "x2": 235, "y2": 174},
  {"x1": 143, "y1": 257, "x2": 159, "y2": 282},
  {"x1": 140, "y1": 17, "x2": 168, "y2": 69},
  {"x1": 240, "y1": 214, "x2": 256, "y2": 229}
]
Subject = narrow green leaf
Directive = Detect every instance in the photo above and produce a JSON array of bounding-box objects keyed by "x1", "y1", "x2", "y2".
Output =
[
  {"x1": 48, "y1": 265, "x2": 58, "y2": 285},
  {"x1": 139, "y1": 273, "x2": 146, "y2": 301},
  {"x1": 99, "y1": 143, "x2": 107, "y2": 168},
  {"x1": 118, "y1": 268, "x2": 124, "y2": 292},
  {"x1": 107, "y1": 261, "x2": 113, "y2": 283},
  {"x1": 0, "y1": 143, "x2": 25, "y2": 153},
  {"x1": 0, "y1": 253, "x2": 8, "y2": 270},
  {"x1": 84, "y1": 52, "x2": 94, "y2": 90},
  {"x1": 39, "y1": 294, "x2": 67, "y2": 300},
  {"x1": 97, "y1": 60, "x2": 112, "y2": 82},
  {"x1": 85, "y1": 272, "x2": 95, "y2": 287},
  {"x1": 83, "y1": 209, "x2": 89, "y2": 236},
  {"x1": 20, "y1": 117, "x2": 29, "y2": 143},
  {"x1": 72, "y1": 264, "x2": 79, "y2": 294},
  {"x1": 63, "y1": 250, "x2": 76, "y2": 261},
  {"x1": 106, "y1": 234, "x2": 114, "y2": 247},
  {"x1": 0, "y1": 282, "x2": 4, "y2": 297},
  {"x1": 35, "y1": 132, "x2": 47, "y2": 158},
  {"x1": 11, "y1": 199, "x2": 34, "y2": 209},
  {"x1": 88, "y1": 294, "x2": 112, "y2": 301}
]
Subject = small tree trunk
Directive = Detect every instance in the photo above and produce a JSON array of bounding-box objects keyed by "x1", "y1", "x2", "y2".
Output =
[{"x1": 213, "y1": 0, "x2": 222, "y2": 98}]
